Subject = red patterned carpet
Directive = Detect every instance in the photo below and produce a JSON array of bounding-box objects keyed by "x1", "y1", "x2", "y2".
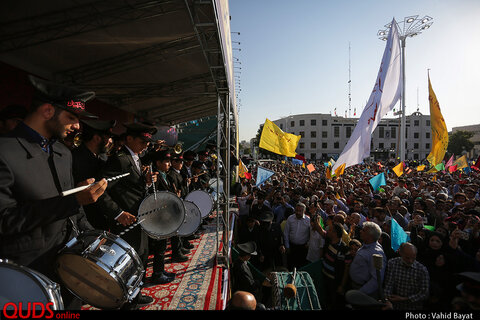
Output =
[{"x1": 82, "y1": 217, "x2": 225, "y2": 311}]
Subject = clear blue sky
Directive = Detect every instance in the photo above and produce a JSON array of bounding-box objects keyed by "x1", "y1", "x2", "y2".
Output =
[{"x1": 229, "y1": 0, "x2": 480, "y2": 142}]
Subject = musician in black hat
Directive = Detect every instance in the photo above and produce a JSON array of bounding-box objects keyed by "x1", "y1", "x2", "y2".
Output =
[
  {"x1": 72, "y1": 119, "x2": 116, "y2": 230},
  {"x1": 190, "y1": 160, "x2": 209, "y2": 191},
  {"x1": 95, "y1": 121, "x2": 158, "y2": 308},
  {"x1": 0, "y1": 75, "x2": 108, "y2": 309}
]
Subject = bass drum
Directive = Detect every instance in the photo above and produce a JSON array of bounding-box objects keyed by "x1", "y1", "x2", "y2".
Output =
[
  {"x1": 56, "y1": 231, "x2": 144, "y2": 309},
  {"x1": 177, "y1": 200, "x2": 202, "y2": 237},
  {"x1": 0, "y1": 259, "x2": 64, "y2": 310},
  {"x1": 138, "y1": 191, "x2": 186, "y2": 240},
  {"x1": 184, "y1": 190, "x2": 213, "y2": 220}
]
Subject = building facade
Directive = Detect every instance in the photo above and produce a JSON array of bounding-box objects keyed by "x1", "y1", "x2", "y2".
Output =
[
  {"x1": 272, "y1": 111, "x2": 432, "y2": 162},
  {"x1": 451, "y1": 124, "x2": 480, "y2": 159}
]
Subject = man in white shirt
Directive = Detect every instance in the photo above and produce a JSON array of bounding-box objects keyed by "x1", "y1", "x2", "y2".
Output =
[{"x1": 283, "y1": 202, "x2": 310, "y2": 270}]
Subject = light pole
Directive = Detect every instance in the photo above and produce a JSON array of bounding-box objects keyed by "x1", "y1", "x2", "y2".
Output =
[{"x1": 377, "y1": 15, "x2": 433, "y2": 162}]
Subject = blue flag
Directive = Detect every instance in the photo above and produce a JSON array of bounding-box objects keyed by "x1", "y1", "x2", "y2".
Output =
[
  {"x1": 255, "y1": 166, "x2": 275, "y2": 187},
  {"x1": 390, "y1": 218, "x2": 410, "y2": 251},
  {"x1": 292, "y1": 158, "x2": 303, "y2": 165},
  {"x1": 369, "y1": 172, "x2": 386, "y2": 191}
]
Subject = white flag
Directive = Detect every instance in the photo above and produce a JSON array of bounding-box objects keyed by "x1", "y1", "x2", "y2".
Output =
[{"x1": 332, "y1": 18, "x2": 402, "y2": 172}]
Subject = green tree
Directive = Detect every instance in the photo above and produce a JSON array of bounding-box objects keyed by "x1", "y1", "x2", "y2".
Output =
[{"x1": 447, "y1": 130, "x2": 474, "y2": 156}]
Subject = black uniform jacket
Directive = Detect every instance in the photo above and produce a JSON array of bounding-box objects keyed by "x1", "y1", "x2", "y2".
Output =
[{"x1": 0, "y1": 124, "x2": 91, "y2": 272}]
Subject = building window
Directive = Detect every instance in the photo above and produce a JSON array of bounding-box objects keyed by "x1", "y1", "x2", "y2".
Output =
[
  {"x1": 322, "y1": 131, "x2": 328, "y2": 138},
  {"x1": 414, "y1": 132, "x2": 419, "y2": 139},
  {"x1": 414, "y1": 153, "x2": 419, "y2": 160},
  {"x1": 322, "y1": 142, "x2": 327, "y2": 148},
  {"x1": 291, "y1": 121, "x2": 295, "y2": 127},
  {"x1": 391, "y1": 127, "x2": 396, "y2": 139},
  {"x1": 311, "y1": 131, "x2": 317, "y2": 138},
  {"x1": 334, "y1": 142, "x2": 339, "y2": 149},
  {"x1": 299, "y1": 142, "x2": 305, "y2": 149},
  {"x1": 311, "y1": 142, "x2": 316, "y2": 148},
  {"x1": 279, "y1": 123, "x2": 283, "y2": 130},
  {"x1": 391, "y1": 143, "x2": 396, "y2": 149},
  {"x1": 426, "y1": 120, "x2": 430, "y2": 126},
  {"x1": 300, "y1": 131, "x2": 305, "y2": 138},
  {"x1": 322, "y1": 119, "x2": 328, "y2": 126},
  {"x1": 334, "y1": 127, "x2": 340, "y2": 138},
  {"x1": 379, "y1": 127, "x2": 384, "y2": 138},
  {"x1": 311, "y1": 153, "x2": 316, "y2": 160},
  {"x1": 426, "y1": 143, "x2": 430, "y2": 149},
  {"x1": 414, "y1": 143, "x2": 419, "y2": 149},
  {"x1": 346, "y1": 126, "x2": 352, "y2": 138},
  {"x1": 379, "y1": 143, "x2": 384, "y2": 149},
  {"x1": 311, "y1": 119, "x2": 317, "y2": 126},
  {"x1": 426, "y1": 132, "x2": 430, "y2": 139},
  {"x1": 300, "y1": 120, "x2": 305, "y2": 126},
  {"x1": 414, "y1": 120, "x2": 419, "y2": 126}
]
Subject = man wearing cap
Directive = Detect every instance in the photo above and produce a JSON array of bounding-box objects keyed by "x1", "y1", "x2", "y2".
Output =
[
  {"x1": 95, "y1": 121, "x2": 158, "y2": 307},
  {"x1": 151, "y1": 149, "x2": 188, "y2": 274},
  {"x1": 0, "y1": 75, "x2": 108, "y2": 308},
  {"x1": 168, "y1": 152, "x2": 189, "y2": 199},
  {"x1": 72, "y1": 119, "x2": 116, "y2": 230}
]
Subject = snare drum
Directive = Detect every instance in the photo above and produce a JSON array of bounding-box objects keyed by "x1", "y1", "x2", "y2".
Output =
[
  {"x1": 0, "y1": 259, "x2": 64, "y2": 310},
  {"x1": 138, "y1": 191, "x2": 186, "y2": 240},
  {"x1": 184, "y1": 190, "x2": 213, "y2": 220},
  {"x1": 55, "y1": 230, "x2": 144, "y2": 309},
  {"x1": 177, "y1": 200, "x2": 202, "y2": 237}
]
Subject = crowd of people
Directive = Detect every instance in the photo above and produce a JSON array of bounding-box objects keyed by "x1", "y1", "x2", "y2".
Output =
[
  {"x1": 230, "y1": 158, "x2": 480, "y2": 311},
  {"x1": 0, "y1": 75, "x2": 219, "y2": 310}
]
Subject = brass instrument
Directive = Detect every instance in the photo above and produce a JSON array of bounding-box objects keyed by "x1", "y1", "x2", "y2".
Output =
[
  {"x1": 173, "y1": 143, "x2": 182, "y2": 154},
  {"x1": 73, "y1": 132, "x2": 82, "y2": 148}
]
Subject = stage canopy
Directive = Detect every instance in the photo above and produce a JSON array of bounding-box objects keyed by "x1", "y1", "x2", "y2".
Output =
[{"x1": 0, "y1": 0, "x2": 237, "y2": 127}]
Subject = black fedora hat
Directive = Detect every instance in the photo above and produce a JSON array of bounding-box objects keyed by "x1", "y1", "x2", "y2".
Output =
[
  {"x1": 236, "y1": 242, "x2": 257, "y2": 256},
  {"x1": 29, "y1": 75, "x2": 97, "y2": 119}
]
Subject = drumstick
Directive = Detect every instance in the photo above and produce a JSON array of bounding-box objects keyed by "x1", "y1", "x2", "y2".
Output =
[
  {"x1": 118, "y1": 218, "x2": 145, "y2": 236},
  {"x1": 61, "y1": 173, "x2": 130, "y2": 196},
  {"x1": 187, "y1": 171, "x2": 208, "y2": 181}
]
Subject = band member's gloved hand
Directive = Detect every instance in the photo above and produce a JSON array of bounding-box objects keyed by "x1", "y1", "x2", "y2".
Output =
[
  {"x1": 75, "y1": 178, "x2": 108, "y2": 205},
  {"x1": 116, "y1": 211, "x2": 137, "y2": 226}
]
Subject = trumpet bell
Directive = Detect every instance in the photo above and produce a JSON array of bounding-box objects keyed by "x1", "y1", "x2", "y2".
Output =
[{"x1": 174, "y1": 143, "x2": 182, "y2": 154}]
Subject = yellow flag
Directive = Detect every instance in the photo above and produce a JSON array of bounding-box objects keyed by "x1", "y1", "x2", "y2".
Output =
[
  {"x1": 426, "y1": 74, "x2": 449, "y2": 166},
  {"x1": 259, "y1": 118, "x2": 301, "y2": 157},
  {"x1": 417, "y1": 165, "x2": 426, "y2": 171},
  {"x1": 393, "y1": 162, "x2": 404, "y2": 177},
  {"x1": 334, "y1": 163, "x2": 346, "y2": 177},
  {"x1": 238, "y1": 159, "x2": 248, "y2": 178},
  {"x1": 326, "y1": 166, "x2": 332, "y2": 180},
  {"x1": 453, "y1": 155, "x2": 468, "y2": 170}
]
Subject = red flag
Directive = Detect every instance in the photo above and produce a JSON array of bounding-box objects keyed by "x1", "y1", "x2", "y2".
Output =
[
  {"x1": 448, "y1": 165, "x2": 457, "y2": 173},
  {"x1": 295, "y1": 154, "x2": 306, "y2": 163},
  {"x1": 472, "y1": 155, "x2": 480, "y2": 171},
  {"x1": 244, "y1": 172, "x2": 252, "y2": 180}
]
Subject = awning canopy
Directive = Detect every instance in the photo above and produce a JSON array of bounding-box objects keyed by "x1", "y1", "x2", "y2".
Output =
[{"x1": 0, "y1": 0, "x2": 237, "y2": 126}]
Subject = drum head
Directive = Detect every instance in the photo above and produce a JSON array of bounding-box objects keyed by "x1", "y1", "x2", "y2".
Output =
[
  {"x1": 56, "y1": 254, "x2": 124, "y2": 309},
  {"x1": 185, "y1": 190, "x2": 213, "y2": 219},
  {"x1": 0, "y1": 261, "x2": 55, "y2": 309},
  {"x1": 138, "y1": 191, "x2": 186, "y2": 239},
  {"x1": 177, "y1": 201, "x2": 202, "y2": 237}
]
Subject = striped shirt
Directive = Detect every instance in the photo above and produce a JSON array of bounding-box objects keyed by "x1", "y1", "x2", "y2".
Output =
[{"x1": 322, "y1": 239, "x2": 352, "y2": 282}]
